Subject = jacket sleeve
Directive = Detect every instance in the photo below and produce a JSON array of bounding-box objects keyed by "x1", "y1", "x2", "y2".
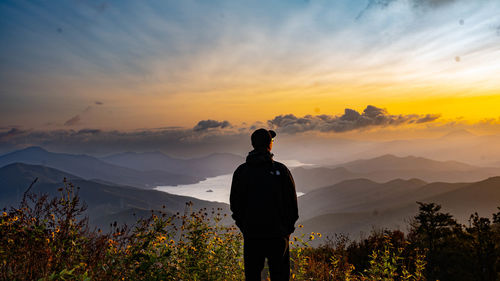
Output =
[
  {"x1": 284, "y1": 166, "x2": 299, "y2": 234},
  {"x1": 229, "y1": 166, "x2": 246, "y2": 231}
]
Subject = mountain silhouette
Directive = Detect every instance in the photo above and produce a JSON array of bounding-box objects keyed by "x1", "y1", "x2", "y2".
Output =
[
  {"x1": 293, "y1": 154, "x2": 500, "y2": 192},
  {"x1": 0, "y1": 146, "x2": 202, "y2": 188}
]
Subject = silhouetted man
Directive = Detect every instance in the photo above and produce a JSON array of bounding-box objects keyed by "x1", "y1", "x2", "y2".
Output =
[{"x1": 230, "y1": 128, "x2": 299, "y2": 281}]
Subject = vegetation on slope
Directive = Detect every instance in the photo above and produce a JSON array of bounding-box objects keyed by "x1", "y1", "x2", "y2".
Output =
[{"x1": 1, "y1": 179, "x2": 499, "y2": 280}]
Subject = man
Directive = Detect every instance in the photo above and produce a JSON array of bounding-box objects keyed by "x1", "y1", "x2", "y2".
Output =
[{"x1": 230, "y1": 128, "x2": 299, "y2": 281}]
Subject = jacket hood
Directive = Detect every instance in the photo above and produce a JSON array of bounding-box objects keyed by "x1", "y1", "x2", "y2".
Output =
[{"x1": 246, "y1": 148, "x2": 274, "y2": 165}]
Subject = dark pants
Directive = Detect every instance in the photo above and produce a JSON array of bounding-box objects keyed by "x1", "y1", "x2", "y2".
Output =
[{"x1": 243, "y1": 236, "x2": 290, "y2": 281}]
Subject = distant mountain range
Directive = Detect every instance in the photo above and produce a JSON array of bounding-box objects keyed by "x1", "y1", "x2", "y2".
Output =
[
  {"x1": 101, "y1": 151, "x2": 244, "y2": 178},
  {"x1": 1, "y1": 147, "x2": 498, "y2": 241},
  {"x1": 292, "y1": 154, "x2": 500, "y2": 193},
  {"x1": 297, "y1": 176, "x2": 500, "y2": 241},
  {"x1": 0, "y1": 163, "x2": 229, "y2": 230},
  {"x1": 0, "y1": 146, "x2": 243, "y2": 188}
]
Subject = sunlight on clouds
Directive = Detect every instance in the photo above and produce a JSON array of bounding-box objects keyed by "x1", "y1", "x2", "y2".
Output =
[{"x1": 1, "y1": 0, "x2": 500, "y2": 130}]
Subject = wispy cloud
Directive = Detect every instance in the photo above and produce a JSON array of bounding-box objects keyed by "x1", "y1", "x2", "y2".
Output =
[
  {"x1": 63, "y1": 103, "x2": 103, "y2": 127},
  {"x1": 64, "y1": 115, "x2": 81, "y2": 126}
]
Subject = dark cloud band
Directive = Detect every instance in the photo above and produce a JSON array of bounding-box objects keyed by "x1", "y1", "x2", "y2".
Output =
[
  {"x1": 193, "y1": 120, "x2": 231, "y2": 132},
  {"x1": 267, "y1": 105, "x2": 440, "y2": 134}
]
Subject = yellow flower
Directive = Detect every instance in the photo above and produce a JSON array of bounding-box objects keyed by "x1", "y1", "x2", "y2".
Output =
[
  {"x1": 298, "y1": 224, "x2": 303, "y2": 228},
  {"x1": 2, "y1": 212, "x2": 6, "y2": 216},
  {"x1": 318, "y1": 233, "x2": 322, "y2": 238},
  {"x1": 309, "y1": 235, "x2": 315, "y2": 240}
]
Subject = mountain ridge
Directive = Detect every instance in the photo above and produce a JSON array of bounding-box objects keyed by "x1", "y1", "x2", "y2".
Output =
[{"x1": 0, "y1": 146, "x2": 203, "y2": 188}]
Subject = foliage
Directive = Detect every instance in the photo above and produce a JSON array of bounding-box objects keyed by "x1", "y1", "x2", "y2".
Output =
[
  {"x1": 0, "y1": 179, "x2": 243, "y2": 281},
  {"x1": 1, "y1": 180, "x2": 499, "y2": 280}
]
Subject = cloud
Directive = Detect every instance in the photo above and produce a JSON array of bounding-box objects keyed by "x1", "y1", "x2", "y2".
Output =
[
  {"x1": 417, "y1": 0, "x2": 457, "y2": 7},
  {"x1": 0, "y1": 126, "x2": 248, "y2": 157},
  {"x1": 64, "y1": 115, "x2": 81, "y2": 126},
  {"x1": 63, "y1": 103, "x2": 102, "y2": 126},
  {"x1": 0, "y1": 128, "x2": 27, "y2": 139},
  {"x1": 416, "y1": 114, "x2": 441, "y2": 123},
  {"x1": 193, "y1": 120, "x2": 231, "y2": 132},
  {"x1": 268, "y1": 105, "x2": 440, "y2": 134}
]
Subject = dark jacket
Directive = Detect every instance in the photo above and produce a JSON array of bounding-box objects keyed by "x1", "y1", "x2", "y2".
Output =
[{"x1": 230, "y1": 148, "x2": 299, "y2": 239}]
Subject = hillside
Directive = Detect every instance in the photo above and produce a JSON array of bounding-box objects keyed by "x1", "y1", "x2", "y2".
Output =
[
  {"x1": 0, "y1": 146, "x2": 202, "y2": 188},
  {"x1": 0, "y1": 163, "x2": 230, "y2": 229},
  {"x1": 293, "y1": 154, "x2": 500, "y2": 192},
  {"x1": 297, "y1": 176, "x2": 500, "y2": 240}
]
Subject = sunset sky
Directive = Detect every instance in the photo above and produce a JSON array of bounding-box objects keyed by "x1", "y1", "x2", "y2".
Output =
[{"x1": 1, "y1": 0, "x2": 500, "y2": 156}]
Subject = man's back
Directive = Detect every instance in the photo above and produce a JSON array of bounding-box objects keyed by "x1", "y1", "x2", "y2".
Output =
[{"x1": 230, "y1": 149, "x2": 298, "y2": 239}]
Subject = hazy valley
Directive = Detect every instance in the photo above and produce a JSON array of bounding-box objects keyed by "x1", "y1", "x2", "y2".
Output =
[{"x1": 1, "y1": 146, "x2": 499, "y2": 240}]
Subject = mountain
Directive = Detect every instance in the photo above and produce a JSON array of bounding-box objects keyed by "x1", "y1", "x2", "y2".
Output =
[
  {"x1": 333, "y1": 154, "x2": 477, "y2": 173},
  {"x1": 292, "y1": 154, "x2": 500, "y2": 192},
  {"x1": 292, "y1": 166, "x2": 361, "y2": 193},
  {"x1": 297, "y1": 176, "x2": 500, "y2": 241},
  {"x1": 0, "y1": 147, "x2": 202, "y2": 188},
  {"x1": 441, "y1": 129, "x2": 476, "y2": 139},
  {"x1": 0, "y1": 163, "x2": 230, "y2": 229},
  {"x1": 298, "y1": 178, "x2": 431, "y2": 221},
  {"x1": 101, "y1": 151, "x2": 244, "y2": 178}
]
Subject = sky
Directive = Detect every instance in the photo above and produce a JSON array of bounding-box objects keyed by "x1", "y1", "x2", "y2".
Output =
[{"x1": 1, "y1": 0, "x2": 500, "y2": 158}]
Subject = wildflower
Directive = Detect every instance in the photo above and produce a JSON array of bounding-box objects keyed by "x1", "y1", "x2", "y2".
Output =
[
  {"x1": 309, "y1": 235, "x2": 315, "y2": 240},
  {"x1": 318, "y1": 233, "x2": 322, "y2": 238},
  {"x1": 298, "y1": 224, "x2": 303, "y2": 228},
  {"x1": 2, "y1": 212, "x2": 6, "y2": 216}
]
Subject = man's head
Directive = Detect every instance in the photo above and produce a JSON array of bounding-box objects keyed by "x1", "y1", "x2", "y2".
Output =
[{"x1": 251, "y1": 128, "x2": 276, "y2": 151}]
